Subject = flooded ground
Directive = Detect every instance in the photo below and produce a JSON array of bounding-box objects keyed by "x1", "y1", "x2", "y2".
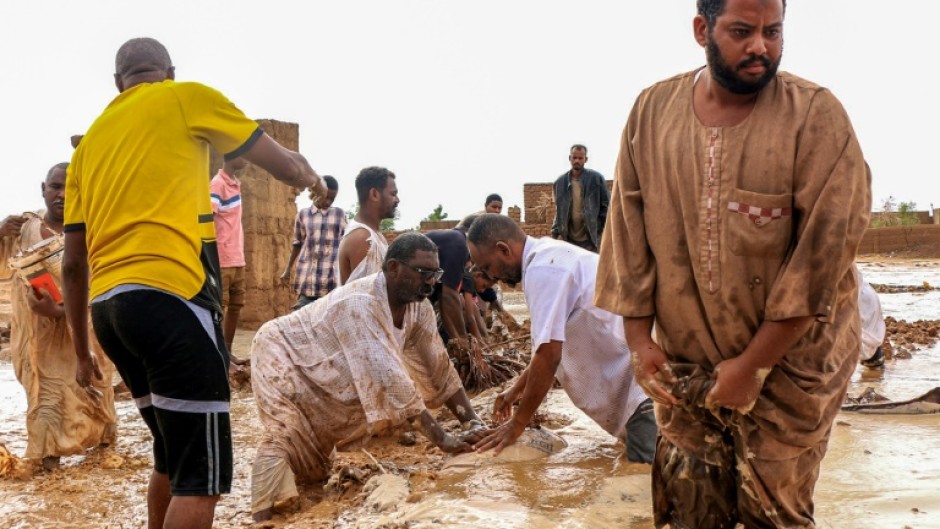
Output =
[{"x1": 1, "y1": 259, "x2": 938, "y2": 528}]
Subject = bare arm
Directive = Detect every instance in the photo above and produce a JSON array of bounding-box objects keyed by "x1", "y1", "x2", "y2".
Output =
[
  {"x1": 408, "y1": 409, "x2": 473, "y2": 454},
  {"x1": 706, "y1": 315, "x2": 815, "y2": 413},
  {"x1": 443, "y1": 388, "x2": 481, "y2": 425},
  {"x1": 280, "y1": 244, "x2": 302, "y2": 284},
  {"x1": 440, "y1": 285, "x2": 468, "y2": 342},
  {"x1": 474, "y1": 340, "x2": 562, "y2": 455},
  {"x1": 461, "y1": 292, "x2": 486, "y2": 341},
  {"x1": 240, "y1": 133, "x2": 325, "y2": 194},
  {"x1": 493, "y1": 366, "x2": 530, "y2": 423},
  {"x1": 62, "y1": 230, "x2": 102, "y2": 388},
  {"x1": 337, "y1": 228, "x2": 370, "y2": 284},
  {"x1": 624, "y1": 315, "x2": 678, "y2": 407}
]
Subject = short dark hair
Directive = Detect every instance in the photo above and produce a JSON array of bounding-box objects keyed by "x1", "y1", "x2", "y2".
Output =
[
  {"x1": 697, "y1": 0, "x2": 786, "y2": 28},
  {"x1": 323, "y1": 175, "x2": 339, "y2": 191},
  {"x1": 384, "y1": 232, "x2": 438, "y2": 270},
  {"x1": 115, "y1": 37, "x2": 172, "y2": 77},
  {"x1": 570, "y1": 144, "x2": 587, "y2": 155},
  {"x1": 455, "y1": 213, "x2": 482, "y2": 234},
  {"x1": 466, "y1": 213, "x2": 525, "y2": 248},
  {"x1": 47, "y1": 162, "x2": 69, "y2": 180},
  {"x1": 355, "y1": 166, "x2": 395, "y2": 205},
  {"x1": 485, "y1": 193, "x2": 503, "y2": 205}
]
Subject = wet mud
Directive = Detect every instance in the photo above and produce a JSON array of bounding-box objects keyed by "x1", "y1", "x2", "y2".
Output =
[{"x1": 1, "y1": 261, "x2": 939, "y2": 528}]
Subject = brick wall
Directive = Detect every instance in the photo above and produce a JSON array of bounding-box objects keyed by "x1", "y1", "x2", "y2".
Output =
[
  {"x1": 857, "y1": 224, "x2": 940, "y2": 255},
  {"x1": 523, "y1": 180, "x2": 614, "y2": 226},
  {"x1": 211, "y1": 119, "x2": 302, "y2": 329}
]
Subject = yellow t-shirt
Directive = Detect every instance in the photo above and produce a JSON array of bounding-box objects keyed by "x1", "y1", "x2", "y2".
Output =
[{"x1": 65, "y1": 80, "x2": 262, "y2": 310}]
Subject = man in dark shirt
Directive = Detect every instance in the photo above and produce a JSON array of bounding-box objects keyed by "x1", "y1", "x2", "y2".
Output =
[
  {"x1": 550, "y1": 144, "x2": 609, "y2": 252},
  {"x1": 425, "y1": 215, "x2": 477, "y2": 344}
]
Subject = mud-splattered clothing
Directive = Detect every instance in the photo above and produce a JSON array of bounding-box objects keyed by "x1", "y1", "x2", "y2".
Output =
[
  {"x1": 249, "y1": 272, "x2": 462, "y2": 514},
  {"x1": 595, "y1": 70, "x2": 871, "y2": 528},
  {"x1": 1, "y1": 214, "x2": 116, "y2": 460},
  {"x1": 521, "y1": 236, "x2": 648, "y2": 438},
  {"x1": 856, "y1": 268, "x2": 885, "y2": 361},
  {"x1": 338, "y1": 219, "x2": 388, "y2": 286}
]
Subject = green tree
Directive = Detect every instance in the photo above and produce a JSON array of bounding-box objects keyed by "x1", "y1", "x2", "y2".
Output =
[
  {"x1": 421, "y1": 204, "x2": 449, "y2": 223},
  {"x1": 897, "y1": 201, "x2": 920, "y2": 226}
]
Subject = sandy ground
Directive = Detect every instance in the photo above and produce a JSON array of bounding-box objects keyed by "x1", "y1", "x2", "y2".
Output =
[{"x1": 1, "y1": 261, "x2": 939, "y2": 528}]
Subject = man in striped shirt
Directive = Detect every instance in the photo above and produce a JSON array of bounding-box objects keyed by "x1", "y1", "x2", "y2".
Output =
[
  {"x1": 210, "y1": 157, "x2": 248, "y2": 358},
  {"x1": 281, "y1": 176, "x2": 346, "y2": 309}
]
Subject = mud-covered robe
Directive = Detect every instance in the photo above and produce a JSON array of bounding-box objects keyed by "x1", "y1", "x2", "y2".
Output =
[
  {"x1": 250, "y1": 272, "x2": 462, "y2": 512},
  {"x1": 1, "y1": 213, "x2": 116, "y2": 459},
  {"x1": 596, "y1": 70, "x2": 871, "y2": 527}
]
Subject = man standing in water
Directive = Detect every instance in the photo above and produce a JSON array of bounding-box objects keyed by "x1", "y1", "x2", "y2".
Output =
[
  {"x1": 1, "y1": 163, "x2": 117, "y2": 471},
  {"x1": 63, "y1": 37, "x2": 323, "y2": 529},
  {"x1": 595, "y1": 1, "x2": 870, "y2": 527}
]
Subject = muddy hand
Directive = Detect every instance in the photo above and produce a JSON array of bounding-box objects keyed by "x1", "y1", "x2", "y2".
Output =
[
  {"x1": 705, "y1": 356, "x2": 767, "y2": 414},
  {"x1": 437, "y1": 433, "x2": 473, "y2": 454},
  {"x1": 631, "y1": 343, "x2": 679, "y2": 407},
  {"x1": 76, "y1": 351, "x2": 104, "y2": 390},
  {"x1": 492, "y1": 388, "x2": 520, "y2": 424},
  {"x1": 473, "y1": 418, "x2": 525, "y2": 456},
  {"x1": 1, "y1": 215, "x2": 28, "y2": 237},
  {"x1": 26, "y1": 287, "x2": 63, "y2": 319},
  {"x1": 459, "y1": 422, "x2": 487, "y2": 446}
]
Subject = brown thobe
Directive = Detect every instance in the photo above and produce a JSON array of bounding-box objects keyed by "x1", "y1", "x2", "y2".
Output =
[
  {"x1": 595, "y1": 70, "x2": 871, "y2": 528},
  {"x1": 1, "y1": 214, "x2": 117, "y2": 460}
]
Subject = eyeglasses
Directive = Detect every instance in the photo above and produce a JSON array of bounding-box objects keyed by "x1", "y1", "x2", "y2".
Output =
[{"x1": 394, "y1": 259, "x2": 444, "y2": 282}]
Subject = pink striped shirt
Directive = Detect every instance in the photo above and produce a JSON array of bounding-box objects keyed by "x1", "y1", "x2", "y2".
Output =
[{"x1": 210, "y1": 170, "x2": 245, "y2": 267}]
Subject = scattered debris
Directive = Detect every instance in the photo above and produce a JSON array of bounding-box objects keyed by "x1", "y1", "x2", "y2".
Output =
[{"x1": 871, "y1": 282, "x2": 935, "y2": 294}]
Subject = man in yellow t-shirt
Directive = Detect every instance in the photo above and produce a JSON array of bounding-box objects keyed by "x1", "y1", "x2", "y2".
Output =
[{"x1": 62, "y1": 37, "x2": 324, "y2": 529}]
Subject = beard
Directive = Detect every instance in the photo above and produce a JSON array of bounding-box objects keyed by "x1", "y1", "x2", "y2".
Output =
[
  {"x1": 498, "y1": 264, "x2": 522, "y2": 288},
  {"x1": 706, "y1": 34, "x2": 780, "y2": 95}
]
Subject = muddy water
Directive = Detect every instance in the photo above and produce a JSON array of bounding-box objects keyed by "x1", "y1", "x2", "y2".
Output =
[{"x1": 1, "y1": 261, "x2": 938, "y2": 528}]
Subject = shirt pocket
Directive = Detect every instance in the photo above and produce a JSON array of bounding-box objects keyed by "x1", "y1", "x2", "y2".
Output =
[{"x1": 725, "y1": 188, "x2": 793, "y2": 259}]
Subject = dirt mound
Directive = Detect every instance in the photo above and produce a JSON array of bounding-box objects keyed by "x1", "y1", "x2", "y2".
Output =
[{"x1": 883, "y1": 317, "x2": 940, "y2": 359}]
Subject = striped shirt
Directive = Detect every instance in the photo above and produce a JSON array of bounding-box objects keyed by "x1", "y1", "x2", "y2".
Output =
[
  {"x1": 292, "y1": 206, "x2": 346, "y2": 297},
  {"x1": 210, "y1": 170, "x2": 245, "y2": 267}
]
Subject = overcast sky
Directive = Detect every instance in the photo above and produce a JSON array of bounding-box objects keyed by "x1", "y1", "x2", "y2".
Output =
[{"x1": 1, "y1": 1, "x2": 936, "y2": 230}]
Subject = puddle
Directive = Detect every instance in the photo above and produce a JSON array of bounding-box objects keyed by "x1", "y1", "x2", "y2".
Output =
[{"x1": 0, "y1": 261, "x2": 938, "y2": 528}]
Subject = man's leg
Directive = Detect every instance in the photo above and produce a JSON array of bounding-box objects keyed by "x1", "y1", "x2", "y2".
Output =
[
  {"x1": 625, "y1": 398, "x2": 657, "y2": 463},
  {"x1": 652, "y1": 434, "x2": 738, "y2": 529},
  {"x1": 735, "y1": 436, "x2": 828, "y2": 529},
  {"x1": 148, "y1": 470, "x2": 171, "y2": 529},
  {"x1": 92, "y1": 295, "x2": 173, "y2": 529},
  {"x1": 97, "y1": 289, "x2": 232, "y2": 529},
  {"x1": 163, "y1": 496, "x2": 220, "y2": 529},
  {"x1": 222, "y1": 267, "x2": 248, "y2": 364}
]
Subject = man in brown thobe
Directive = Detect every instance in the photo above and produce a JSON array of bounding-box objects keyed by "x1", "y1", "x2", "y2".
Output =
[{"x1": 595, "y1": 1, "x2": 871, "y2": 528}]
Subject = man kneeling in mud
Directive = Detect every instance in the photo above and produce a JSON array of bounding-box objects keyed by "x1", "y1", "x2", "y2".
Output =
[{"x1": 249, "y1": 233, "x2": 484, "y2": 521}]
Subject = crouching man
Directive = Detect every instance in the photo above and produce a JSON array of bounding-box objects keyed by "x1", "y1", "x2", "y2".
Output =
[{"x1": 250, "y1": 233, "x2": 483, "y2": 521}]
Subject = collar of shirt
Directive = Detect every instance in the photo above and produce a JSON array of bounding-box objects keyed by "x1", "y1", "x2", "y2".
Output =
[
  {"x1": 217, "y1": 169, "x2": 239, "y2": 186},
  {"x1": 520, "y1": 236, "x2": 538, "y2": 282}
]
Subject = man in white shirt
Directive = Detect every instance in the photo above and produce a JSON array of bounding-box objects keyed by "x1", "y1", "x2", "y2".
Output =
[{"x1": 467, "y1": 214, "x2": 655, "y2": 462}]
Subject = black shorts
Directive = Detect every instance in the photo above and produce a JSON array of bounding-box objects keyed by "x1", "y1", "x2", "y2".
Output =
[{"x1": 91, "y1": 287, "x2": 232, "y2": 496}]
